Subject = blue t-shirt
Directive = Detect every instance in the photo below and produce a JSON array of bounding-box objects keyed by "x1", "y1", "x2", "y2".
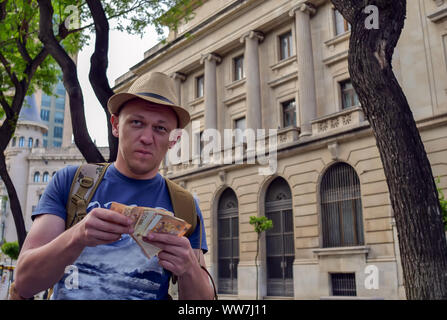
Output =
[{"x1": 32, "y1": 164, "x2": 207, "y2": 300}]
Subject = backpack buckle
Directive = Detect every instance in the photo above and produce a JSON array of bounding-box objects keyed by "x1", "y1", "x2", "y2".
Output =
[{"x1": 80, "y1": 177, "x2": 94, "y2": 188}]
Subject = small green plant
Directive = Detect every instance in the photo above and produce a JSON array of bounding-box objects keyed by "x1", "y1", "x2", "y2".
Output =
[
  {"x1": 435, "y1": 177, "x2": 447, "y2": 231},
  {"x1": 1, "y1": 241, "x2": 19, "y2": 261},
  {"x1": 249, "y1": 216, "x2": 273, "y2": 300}
]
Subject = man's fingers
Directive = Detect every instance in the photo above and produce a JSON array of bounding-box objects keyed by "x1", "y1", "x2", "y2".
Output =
[
  {"x1": 92, "y1": 208, "x2": 133, "y2": 226},
  {"x1": 86, "y1": 229, "x2": 122, "y2": 243},
  {"x1": 88, "y1": 217, "x2": 132, "y2": 234}
]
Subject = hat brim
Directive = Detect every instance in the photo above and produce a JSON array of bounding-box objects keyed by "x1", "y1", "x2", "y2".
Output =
[{"x1": 107, "y1": 92, "x2": 191, "y2": 129}]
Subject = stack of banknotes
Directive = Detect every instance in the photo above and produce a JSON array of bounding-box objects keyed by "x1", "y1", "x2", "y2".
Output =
[{"x1": 110, "y1": 202, "x2": 192, "y2": 258}]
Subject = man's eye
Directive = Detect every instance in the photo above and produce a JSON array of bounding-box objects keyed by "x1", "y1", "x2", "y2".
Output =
[
  {"x1": 154, "y1": 126, "x2": 167, "y2": 133},
  {"x1": 131, "y1": 120, "x2": 143, "y2": 126}
]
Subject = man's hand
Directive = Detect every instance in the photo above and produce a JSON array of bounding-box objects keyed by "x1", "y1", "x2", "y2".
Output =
[
  {"x1": 73, "y1": 208, "x2": 134, "y2": 247},
  {"x1": 142, "y1": 233, "x2": 198, "y2": 277}
]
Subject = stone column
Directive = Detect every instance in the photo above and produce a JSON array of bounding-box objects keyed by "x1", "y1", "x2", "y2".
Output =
[
  {"x1": 200, "y1": 53, "x2": 221, "y2": 130},
  {"x1": 290, "y1": 2, "x2": 317, "y2": 137},
  {"x1": 240, "y1": 31, "x2": 264, "y2": 130},
  {"x1": 170, "y1": 72, "x2": 186, "y2": 106}
]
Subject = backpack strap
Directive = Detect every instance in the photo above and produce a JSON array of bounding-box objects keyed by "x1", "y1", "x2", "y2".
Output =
[
  {"x1": 164, "y1": 177, "x2": 199, "y2": 239},
  {"x1": 165, "y1": 177, "x2": 218, "y2": 299},
  {"x1": 65, "y1": 162, "x2": 111, "y2": 230}
]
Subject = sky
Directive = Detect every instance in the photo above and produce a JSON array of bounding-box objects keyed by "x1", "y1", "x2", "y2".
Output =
[{"x1": 77, "y1": 23, "x2": 165, "y2": 147}]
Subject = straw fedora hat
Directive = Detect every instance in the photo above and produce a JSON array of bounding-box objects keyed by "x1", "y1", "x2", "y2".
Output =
[{"x1": 107, "y1": 72, "x2": 190, "y2": 129}]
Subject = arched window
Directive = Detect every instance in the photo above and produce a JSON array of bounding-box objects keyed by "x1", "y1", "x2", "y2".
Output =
[
  {"x1": 320, "y1": 162, "x2": 364, "y2": 248},
  {"x1": 35, "y1": 139, "x2": 39, "y2": 147},
  {"x1": 11, "y1": 137, "x2": 17, "y2": 147},
  {"x1": 33, "y1": 172, "x2": 40, "y2": 183},
  {"x1": 217, "y1": 188, "x2": 239, "y2": 295},
  {"x1": 265, "y1": 177, "x2": 294, "y2": 297},
  {"x1": 18, "y1": 136, "x2": 25, "y2": 147},
  {"x1": 28, "y1": 137, "x2": 33, "y2": 148},
  {"x1": 42, "y1": 172, "x2": 49, "y2": 182}
]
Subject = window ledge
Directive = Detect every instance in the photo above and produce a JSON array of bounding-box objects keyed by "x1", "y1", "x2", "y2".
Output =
[
  {"x1": 427, "y1": 5, "x2": 447, "y2": 23},
  {"x1": 263, "y1": 296, "x2": 294, "y2": 300},
  {"x1": 324, "y1": 31, "x2": 351, "y2": 47},
  {"x1": 270, "y1": 55, "x2": 296, "y2": 72},
  {"x1": 312, "y1": 245, "x2": 370, "y2": 257},
  {"x1": 320, "y1": 296, "x2": 384, "y2": 300},
  {"x1": 188, "y1": 96, "x2": 204, "y2": 108},
  {"x1": 225, "y1": 78, "x2": 246, "y2": 91}
]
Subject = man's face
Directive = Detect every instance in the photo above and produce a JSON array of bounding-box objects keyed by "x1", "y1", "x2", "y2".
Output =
[{"x1": 111, "y1": 98, "x2": 179, "y2": 179}]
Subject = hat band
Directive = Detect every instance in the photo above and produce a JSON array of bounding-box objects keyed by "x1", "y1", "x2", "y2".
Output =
[{"x1": 136, "y1": 92, "x2": 174, "y2": 105}]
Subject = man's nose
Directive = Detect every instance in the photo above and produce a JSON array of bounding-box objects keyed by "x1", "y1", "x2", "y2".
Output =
[{"x1": 140, "y1": 126, "x2": 155, "y2": 145}]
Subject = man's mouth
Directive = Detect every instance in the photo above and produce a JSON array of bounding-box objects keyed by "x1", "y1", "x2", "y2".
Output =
[{"x1": 135, "y1": 150, "x2": 152, "y2": 156}]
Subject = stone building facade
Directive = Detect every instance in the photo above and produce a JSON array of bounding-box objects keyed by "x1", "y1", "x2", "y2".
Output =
[{"x1": 111, "y1": 0, "x2": 447, "y2": 299}]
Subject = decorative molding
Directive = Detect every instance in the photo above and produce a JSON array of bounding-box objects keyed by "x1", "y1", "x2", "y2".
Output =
[
  {"x1": 218, "y1": 170, "x2": 226, "y2": 184},
  {"x1": 188, "y1": 96, "x2": 205, "y2": 108},
  {"x1": 327, "y1": 141, "x2": 339, "y2": 160},
  {"x1": 240, "y1": 30, "x2": 264, "y2": 44},
  {"x1": 267, "y1": 71, "x2": 298, "y2": 88},
  {"x1": 199, "y1": 52, "x2": 222, "y2": 65},
  {"x1": 170, "y1": 72, "x2": 186, "y2": 82},
  {"x1": 322, "y1": 49, "x2": 349, "y2": 66},
  {"x1": 225, "y1": 78, "x2": 246, "y2": 91},
  {"x1": 311, "y1": 106, "x2": 365, "y2": 136},
  {"x1": 289, "y1": 2, "x2": 317, "y2": 17},
  {"x1": 324, "y1": 31, "x2": 351, "y2": 48},
  {"x1": 270, "y1": 55, "x2": 297, "y2": 72},
  {"x1": 223, "y1": 92, "x2": 246, "y2": 106},
  {"x1": 427, "y1": 6, "x2": 447, "y2": 23},
  {"x1": 313, "y1": 246, "x2": 370, "y2": 257}
]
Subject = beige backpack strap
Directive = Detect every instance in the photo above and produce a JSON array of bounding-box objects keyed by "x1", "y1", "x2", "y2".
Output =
[
  {"x1": 164, "y1": 178, "x2": 198, "y2": 238},
  {"x1": 65, "y1": 162, "x2": 112, "y2": 229}
]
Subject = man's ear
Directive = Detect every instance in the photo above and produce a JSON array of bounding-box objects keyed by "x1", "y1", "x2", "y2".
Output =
[
  {"x1": 110, "y1": 114, "x2": 119, "y2": 138},
  {"x1": 168, "y1": 128, "x2": 182, "y2": 149}
]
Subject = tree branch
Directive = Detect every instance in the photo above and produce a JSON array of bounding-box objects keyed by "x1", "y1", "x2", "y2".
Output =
[
  {"x1": 0, "y1": 51, "x2": 20, "y2": 89},
  {"x1": 86, "y1": 0, "x2": 118, "y2": 161},
  {"x1": 37, "y1": 0, "x2": 105, "y2": 163},
  {"x1": 0, "y1": 0, "x2": 7, "y2": 21},
  {"x1": 0, "y1": 90, "x2": 13, "y2": 117}
]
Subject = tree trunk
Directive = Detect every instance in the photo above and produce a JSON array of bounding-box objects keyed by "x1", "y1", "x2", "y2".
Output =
[
  {"x1": 86, "y1": 0, "x2": 118, "y2": 162},
  {"x1": 0, "y1": 153, "x2": 26, "y2": 248},
  {"x1": 331, "y1": 0, "x2": 447, "y2": 299},
  {"x1": 37, "y1": 0, "x2": 105, "y2": 164}
]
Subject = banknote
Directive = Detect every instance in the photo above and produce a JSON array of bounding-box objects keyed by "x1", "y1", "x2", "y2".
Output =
[{"x1": 110, "y1": 202, "x2": 192, "y2": 259}]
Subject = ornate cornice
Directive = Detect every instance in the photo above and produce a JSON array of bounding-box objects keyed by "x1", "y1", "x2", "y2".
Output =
[
  {"x1": 170, "y1": 72, "x2": 186, "y2": 82},
  {"x1": 200, "y1": 52, "x2": 222, "y2": 65},
  {"x1": 239, "y1": 30, "x2": 264, "y2": 44},
  {"x1": 289, "y1": 2, "x2": 317, "y2": 17}
]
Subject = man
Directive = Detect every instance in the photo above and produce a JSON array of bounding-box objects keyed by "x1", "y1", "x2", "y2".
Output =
[{"x1": 14, "y1": 72, "x2": 215, "y2": 300}]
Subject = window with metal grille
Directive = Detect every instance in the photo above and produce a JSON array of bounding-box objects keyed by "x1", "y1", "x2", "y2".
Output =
[
  {"x1": 320, "y1": 162, "x2": 364, "y2": 248},
  {"x1": 265, "y1": 177, "x2": 294, "y2": 297},
  {"x1": 217, "y1": 188, "x2": 239, "y2": 295},
  {"x1": 331, "y1": 273, "x2": 356, "y2": 296}
]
